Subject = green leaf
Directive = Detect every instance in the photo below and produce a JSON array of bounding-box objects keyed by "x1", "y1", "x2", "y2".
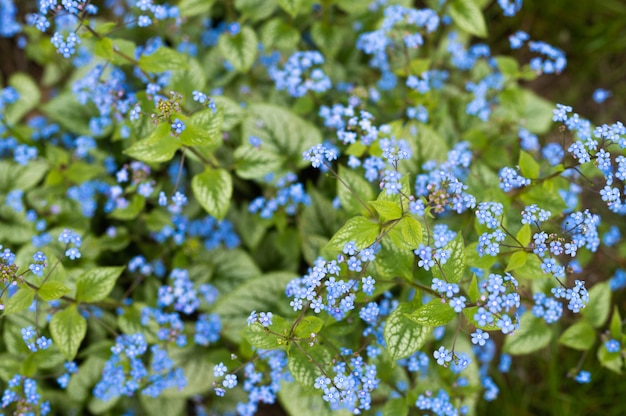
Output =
[
  {"x1": 468, "y1": 274, "x2": 480, "y2": 303},
  {"x1": 520, "y1": 182, "x2": 567, "y2": 215},
  {"x1": 161, "y1": 354, "x2": 215, "y2": 398},
  {"x1": 505, "y1": 251, "x2": 527, "y2": 272},
  {"x1": 67, "y1": 356, "x2": 108, "y2": 402},
  {"x1": 495, "y1": 56, "x2": 519, "y2": 77},
  {"x1": 50, "y1": 305, "x2": 87, "y2": 360},
  {"x1": 218, "y1": 26, "x2": 258, "y2": 73},
  {"x1": 383, "y1": 399, "x2": 409, "y2": 416},
  {"x1": 234, "y1": 145, "x2": 283, "y2": 179},
  {"x1": 108, "y1": 194, "x2": 145, "y2": 221},
  {"x1": 413, "y1": 124, "x2": 449, "y2": 165},
  {"x1": 504, "y1": 312, "x2": 552, "y2": 355},
  {"x1": 338, "y1": 165, "x2": 376, "y2": 216},
  {"x1": 213, "y1": 96, "x2": 245, "y2": 130},
  {"x1": 208, "y1": 248, "x2": 262, "y2": 294},
  {"x1": 399, "y1": 216, "x2": 423, "y2": 249},
  {"x1": 179, "y1": 0, "x2": 215, "y2": 16},
  {"x1": 311, "y1": 21, "x2": 343, "y2": 58},
  {"x1": 323, "y1": 216, "x2": 380, "y2": 255},
  {"x1": 518, "y1": 150, "x2": 540, "y2": 179},
  {"x1": 335, "y1": 0, "x2": 370, "y2": 14},
  {"x1": 375, "y1": 228, "x2": 413, "y2": 281},
  {"x1": 260, "y1": 18, "x2": 300, "y2": 51},
  {"x1": 583, "y1": 282, "x2": 611, "y2": 328},
  {"x1": 182, "y1": 109, "x2": 223, "y2": 148},
  {"x1": 6, "y1": 73, "x2": 40, "y2": 125},
  {"x1": 516, "y1": 224, "x2": 531, "y2": 247},
  {"x1": 463, "y1": 306, "x2": 500, "y2": 331},
  {"x1": 109, "y1": 38, "x2": 137, "y2": 66},
  {"x1": 370, "y1": 201, "x2": 402, "y2": 222},
  {"x1": 235, "y1": 0, "x2": 277, "y2": 21},
  {"x1": 466, "y1": 242, "x2": 497, "y2": 269},
  {"x1": 140, "y1": 396, "x2": 186, "y2": 416},
  {"x1": 597, "y1": 342, "x2": 623, "y2": 374},
  {"x1": 448, "y1": 0, "x2": 487, "y2": 38},
  {"x1": 213, "y1": 272, "x2": 296, "y2": 343},
  {"x1": 118, "y1": 304, "x2": 159, "y2": 343},
  {"x1": 384, "y1": 303, "x2": 431, "y2": 360},
  {"x1": 3, "y1": 287, "x2": 35, "y2": 315},
  {"x1": 191, "y1": 168, "x2": 232, "y2": 220},
  {"x1": 124, "y1": 123, "x2": 181, "y2": 163},
  {"x1": 294, "y1": 316, "x2": 324, "y2": 338},
  {"x1": 288, "y1": 344, "x2": 332, "y2": 387},
  {"x1": 41, "y1": 92, "x2": 93, "y2": 136},
  {"x1": 94, "y1": 38, "x2": 114, "y2": 60},
  {"x1": 279, "y1": 381, "x2": 343, "y2": 416},
  {"x1": 75, "y1": 266, "x2": 125, "y2": 303},
  {"x1": 432, "y1": 233, "x2": 465, "y2": 283},
  {"x1": 138, "y1": 47, "x2": 189, "y2": 73},
  {"x1": 276, "y1": 0, "x2": 303, "y2": 16},
  {"x1": 0, "y1": 160, "x2": 48, "y2": 192},
  {"x1": 610, "y1": 306, "x2": 622, "y2": 340},
  {"x1": 521, "y1": 89, "x2": 554, "y2": 134},
  {"x1": 38, "y1": 281, "x2": 70, "y2": 301},
  {"x1": 170, "y1": 57, "x2": 208, "y2": 103},
  {"x1": 242, "y1": 103, "x2": 322, "y2": 164},
  {"x1": 406, "y1": 299, "x2": 457, "y2": 327},
  {"x1": 242, "y1": 318, "x2": 290, "y2": 350},
  {"x1": 65, "y1": 161, "x2": 105, "y2": 183},
  {"x1": 559, "y1": 320, "x2": 595, "y2": 351},
  {"x1": 299, "y1": 190, "x2": 342, "y2": 264}
]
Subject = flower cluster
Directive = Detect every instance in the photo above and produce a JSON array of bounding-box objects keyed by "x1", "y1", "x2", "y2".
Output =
[
  {"x1": 1, "y1": 375, "x2": 50, "y2": 415},
  {"x1": 269, "y1": 51, "x2": 331, "y2": 97},
  {"x1": 93, "y1": 333, "x2": 186, "y2": 401},
  {"x1": 472, "y1": 273, "x2": 521, "y2": 335},
  {"x1": 319, "y1": 103, "x2": 383, "y2": 146},
  {"x1": 314, "y1": 352, "x2": 380, "y2": 412},
  {"x1": 357, "y1": 5, "x2": 439, "y2": 90},
  {"x1": 285, "y1": 241, "x2": 379, "y2": 321},
  {"x1": 248, "y1": 172, "x2": 311, "y2": 218},
  {"x1": 414, "y1": 142, "x2": 476, "y2": 214},
  {"x1": 21, "y1": 326, "x2": 52, "y2": 352}
]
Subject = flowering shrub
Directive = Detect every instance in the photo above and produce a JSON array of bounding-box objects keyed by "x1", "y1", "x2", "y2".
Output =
[{"x1": 0, "y1": 0, "x2": 624, "y2": 415}]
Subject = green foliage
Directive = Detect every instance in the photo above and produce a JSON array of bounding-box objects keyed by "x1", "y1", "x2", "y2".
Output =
[
  {"x1": 124, "y1": 123, "x2": 181, "y2": 163},
  {"x1": 339, "y1": 165, "x2": 376, "y2": 216},
  {"x1": 0, "y1": 0, "x2": 624, "y2": 414},
  {"x1": 406, "y1": 299, "x2": 457, "y2": 327},
  {"x1": 384, "y1": 303, "x2": 431, "y2": 360},
  {"x1": 218, "y1": 26, "x2": 258, "y2": 72},
  {"x1": 75, "y1": 267, "x2": 125, "y2": 303},
  {"x1": 432, "y1": 233, "x2": 465, "y2": 283},
  {"x1": 504, "y1": 313, "x2": 552, "y2": 355},
  {"x1": 583, "y1": 282, "x2": 611, "y2": 328},
  {"x1": 49, "y1": 306, "x2": 87, "y2": 360},
  {"x1": 192, "y1": 168, "x2": 233, "y2": 220},
  {"x1": 448, "y1": 0, "x2": 488, "y2": 38},
  {"x1": 323, "y1": 216, "x2": 380, "y2": 255},
  {"x1": 138, "y1": 47, "x2": 190, "y2": 73},
  {"x1": 559, "y1": 321, "x2": 595, "y2": 351}
]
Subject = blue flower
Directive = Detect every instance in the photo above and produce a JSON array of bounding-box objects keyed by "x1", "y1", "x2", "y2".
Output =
[
  {"x1": 433, "y1": 346, "x2": 452, "y2": 366},
  {"x1": 65, "y1": 247, "x2": 81, "y2": 260},
  {"x1": 258, "y1": 312, "x2": 273, "y2": 327},
  {"x1": 471, "y1": 329, "x2": 489, "y2": 347},
  {"x1": 575, "y1": 370, "x2": 591, "y2": 384},
  {"x1": 592, "y1": 88, "x2": 611, "y2": 104},
  {"x1": 605, "y1": 339, "x2": 621, "y2": 353}
]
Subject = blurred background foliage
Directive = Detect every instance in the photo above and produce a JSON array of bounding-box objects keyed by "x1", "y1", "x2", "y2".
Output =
[
  {"x1": 485, "y1": 1, "x2": 626, "y2": 414},
  {"x1": 487, "y1": 0, "x2": 626, "y2": 124}
]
